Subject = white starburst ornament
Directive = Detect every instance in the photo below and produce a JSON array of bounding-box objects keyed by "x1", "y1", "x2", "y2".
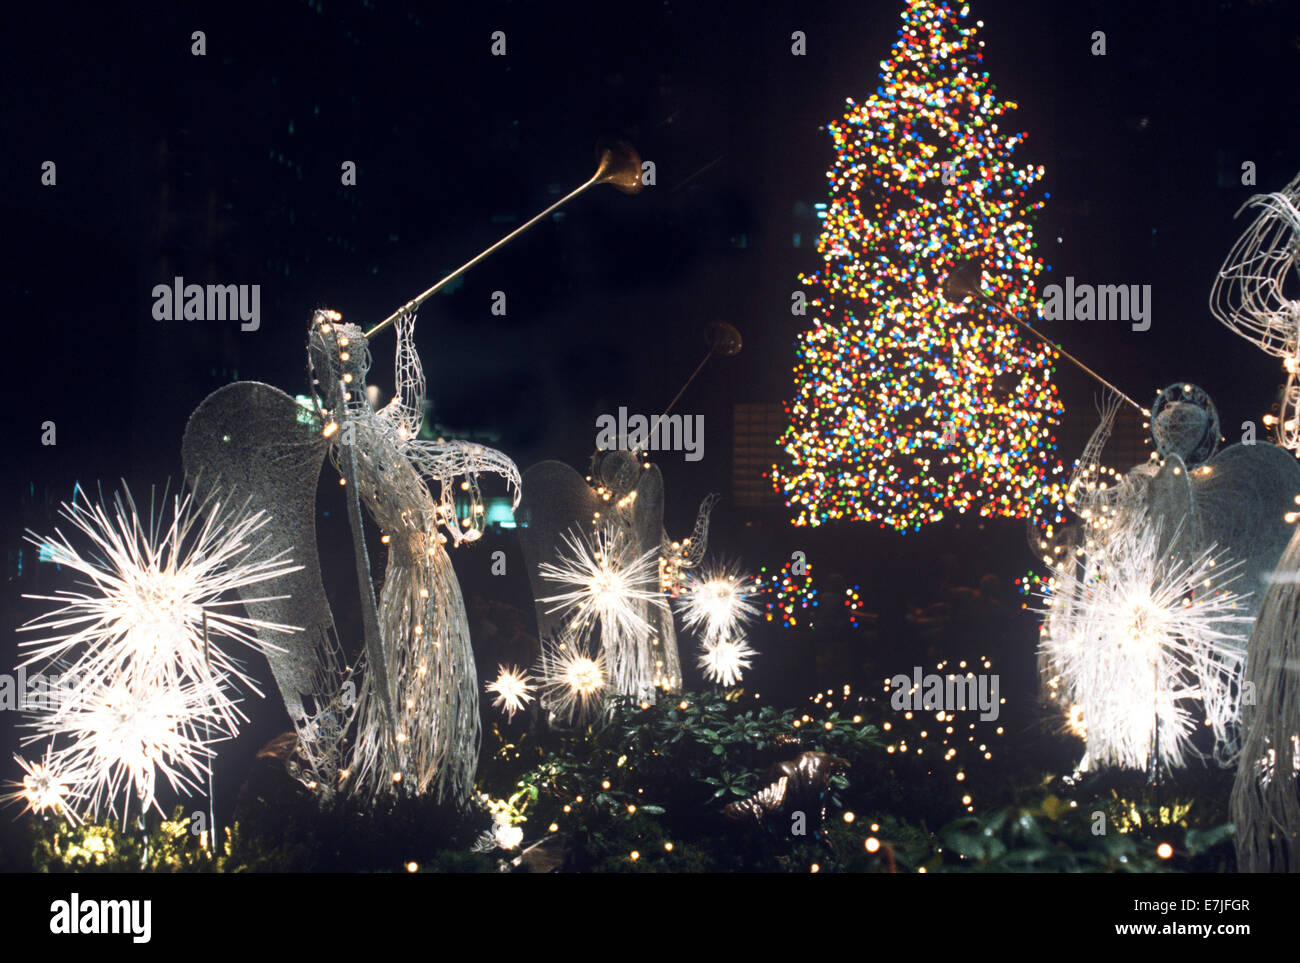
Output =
[
  {"x1": 1038, "y1": 512, "x2": 1251, "y2": 771},
  {"x1": 31, "y1": 676, "x2": 219, "y2": 819},
  {"x1": 19, "y1": 486, "x2": 299, "y2": 736},
  {"x1": 697, "y1": 636, "x2": 756, "y2": 688},
  {"x1": 675, "y1": 566, "x2": 759, "y2": 643},
  {"x1": 11, "y1": 484, "x2": 301, "y2": 820},
  {"x1": 1, "y1": 751, "x2": 79, "y2": 824},
  {"x1": 538, "y1": 523, "x2": 663, "y2": 642},
  {"x1": 485, "y1": 665, "x2": 535, "y2": 721},
  {"x1": 536, "y1": 634, "x2": 608, "y2": 724}
]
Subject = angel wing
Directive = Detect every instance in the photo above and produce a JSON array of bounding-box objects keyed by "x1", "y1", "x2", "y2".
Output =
[{"x1": 181, "y1": 381, "x2": 357, "y2": 791}]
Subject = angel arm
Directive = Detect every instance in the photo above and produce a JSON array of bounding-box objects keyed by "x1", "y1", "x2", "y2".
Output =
[
  {"x1": 662, "y1": 492, "x2": 720, "y2": 569},
  {"x1": 378, "y1": 310, "x2": 427, "y2": 441},
  {"x1": 406, "y1": 439, "x2": 523, "y2": 546}
]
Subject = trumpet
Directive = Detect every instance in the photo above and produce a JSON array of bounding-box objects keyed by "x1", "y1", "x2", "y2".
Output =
[
  {"x1": 365, "y1": 140, "x2": 645, "y2": 339},
  {"x1": 945, "y1": 257, "x2": 1147, "y2": 416}
]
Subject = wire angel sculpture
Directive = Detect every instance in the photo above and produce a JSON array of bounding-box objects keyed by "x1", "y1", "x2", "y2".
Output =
[
  {"x1": 183, "y1": 309, "x2": 518, "y2": 806},
  {"x1": 1232, "y1": 521, "x2": 1300, "y2": 872},
  {"x1": 1210, "y1": 170, "x2": 1300, "y2": 451},
  {"x1": 1035, "y1": 385, "x2": 1300, "y2": 773},
  {"x1": 306, "y1": 309, "x2": 519, "y2": 803},
  {"x1": 177, "y1": 142, "x2": 646, "y2": 800},
  {"x1": 1205, "y1": 174, "x2": 1300, "y2": 868},
  {"x1": 516, "y1": 447, "x2": 718, "y2": 712}
]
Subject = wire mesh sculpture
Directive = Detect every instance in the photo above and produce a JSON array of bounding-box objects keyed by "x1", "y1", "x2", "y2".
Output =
[
  {"x1": 1210, "y1": 170, "x2": 1300, "y2": 451},
  {"x1": 305, "y1": 308, "x2": 520, "y2": 803},
  {"x1": 1208, "y1": 175, "x2": 1300, "y2": 869},
  {"x1": 184, "y1": 308, "x2": 519, "y2": 806},
  {"x1": 513, "y1": 321, "x2": 737, "y2": 712},
  {"x1": 183, "y1": 380, "x2": 359, "y2": 795},
  {"x1": 516, "y1": 448, "x2": 718, "y2": 710},
  {"x1": 1036, "y1": 385, "x2": 1300, "y2": 773},
  {"x1": 1231, "y1": 521, "x2": 1300, "y2": 872}
]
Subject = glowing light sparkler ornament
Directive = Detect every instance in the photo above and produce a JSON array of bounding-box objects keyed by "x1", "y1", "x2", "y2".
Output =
[
  {"x1": 486, "y1": 666, "x2": 536, "y2": 721},
  {"x1": 538, "y1": 521, "x2": 667, "y2": 698},
  {"x1": 1037, "y1": 512, "x2": 1252, "y2": 772},
  {"x1": 18, "y1": 486, "x2": 300, "y2": 738},
  {"x1": 1, "y1": 751, "x2": 78, "y2": 824},
  {"x1": 674, "y1": 566, "x2": 760, "y2": 643},
  {"x1": 772, "y1": 0, "x2": 1061, "y2": 532},
  {"x1": 536, "y1": 633, "x2": 608, "y2": 724},
  {"x1": 697, "y1": 636, "x2": 756, "y2": 687},
  {"x1": 539, "y1": 523, "x2": 663, "y2": 639},
  {"x1": 11, "y1": 485, "x2": 302, "y2": 820},
  {"x1": 29, "y1": 676, "x2": 219, "y2": 819}
]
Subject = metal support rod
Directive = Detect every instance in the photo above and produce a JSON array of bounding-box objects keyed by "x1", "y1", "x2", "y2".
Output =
[
  {"x1": 203, "y1": 610, "x2": 217, "y2": 854},
  {"x1": 972, "y1": 290, "x2": 1150, "y2": 416},
  {"x1": 633, "y1": 350, "x2": 716, "y2": 460},
  {"x1": 660, "y1": 351, "x2": 714, "y2": 422},
  {"x1": 365, "y1": 175, "x2": 601, "y2": 340}
]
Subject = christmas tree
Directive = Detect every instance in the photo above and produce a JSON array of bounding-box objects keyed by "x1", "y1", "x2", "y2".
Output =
[{"x1": 773, "y1": 0, "x2": 1062, "y2": 533}]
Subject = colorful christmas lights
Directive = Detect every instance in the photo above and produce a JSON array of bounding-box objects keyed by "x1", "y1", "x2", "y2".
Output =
[
  {"x1": 758, "y1": 560, "x2": 818, "y2": 628},
  {"x1": 773, "y1": 0, "x2": 1062, "y2": 532}
]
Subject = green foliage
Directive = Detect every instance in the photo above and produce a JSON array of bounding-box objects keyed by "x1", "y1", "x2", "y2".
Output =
[
  {"x1": 26, "y1": 787, "x2": 495, "y2": 873},
  {"x1": 30, "y1": 808, "x2": 231, "y2": 872},
  {"x1": 507, "y1": 689, "x2": 883, "y2": 871},
  {"x1": 934, "y1": 793, "x2": 1236, "y2": 872},
  {"x1": 12, "y1": 692, "x2": 1244, "y2": 873},
  {"x1": 224, "y1": 779, "x2": 491, "y2": 872}
]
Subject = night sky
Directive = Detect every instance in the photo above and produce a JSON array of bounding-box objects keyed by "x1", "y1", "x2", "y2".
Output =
[{"x1": 4, "y1": 0, "x2": 1300, "y2": 818}]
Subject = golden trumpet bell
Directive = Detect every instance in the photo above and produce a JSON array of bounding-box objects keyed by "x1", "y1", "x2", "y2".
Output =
[
  {"x1": 593, "y1": 139, "x2": 644, "y2": 195},
  {"x1": 944, "y1": 258, "x2": 984, "y2": 302}
]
